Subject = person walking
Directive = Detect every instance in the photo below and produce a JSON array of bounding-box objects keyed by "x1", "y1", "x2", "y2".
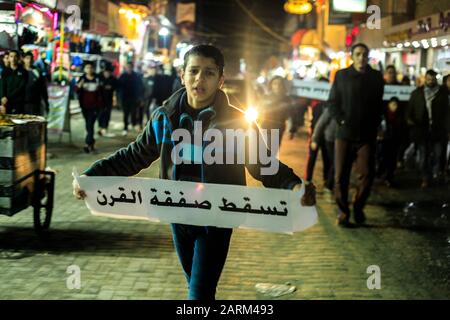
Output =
[
  {"x1": 98, "y1": 66, "x2": 117, "y2": 136},
  {"x1": 407, "y1": 69, "x2": 450, "y2": 188},
  {"x1": 73, "y1": 44, "x2": 316, "y2": 300},
  {"x1": 22, "y1": 51, "x2": 49, "y2": 116},
  {"x1": 118, "y1": 62, "x2": 144, "y2": 136},
  {"x1": 328, "y1": 43, "x2": 385, "y2": 226},
  {"x1": 1, "y1": 50, "x2": 27, "y2": 114},
  {"x1": 76, "y1": 62, "x2": 103, "y2": 153}
]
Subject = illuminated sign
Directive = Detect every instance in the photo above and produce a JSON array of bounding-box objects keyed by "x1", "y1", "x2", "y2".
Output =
[{"x1": 332, "y1": 0, "x2": 367, "y2": 13}]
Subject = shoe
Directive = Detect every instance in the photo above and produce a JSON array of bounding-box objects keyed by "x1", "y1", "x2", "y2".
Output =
[
  {"x1": 336, "y1": 211, "x2": 350, "y2": 227},
  {"x1": 353, "y1": 208, "x2": 366, "y2": 225},
  {"x1": 98, "y1": 128, "x2": 107, "y2": 136},
  {"x1": 83, "y1": 145, "x2": 90, "y2": 153},
  {"x1": 121, "y1": 130, "x2": 128, "y2": 137}
]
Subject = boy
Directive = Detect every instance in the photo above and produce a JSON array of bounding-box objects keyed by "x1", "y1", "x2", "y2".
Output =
[
  {"x1": 75, "y1": 62, "x2": 103, "y2": 153},
  {"x1": 73, "y1": 45, "x2": 315, "y2": 300}
]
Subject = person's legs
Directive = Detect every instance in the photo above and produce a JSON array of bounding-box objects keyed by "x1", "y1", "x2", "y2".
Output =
[
  {"x1": 386, "y1": 139, "x2": 400, "y2": 183},
  {"x1": 305, "y1": 137, "x2": 319, "y2": 182},
  {"x1": 82, "y1": 108, "x2": 97, "y2": 149},
  {"x1": 418, "y1": 141, "x2": 431, "y2": 186},
  {"x1": 122, "y1": 102, "x2": 130, "y2": 131},
  {"x1": 334, "y1": 139, "x2": 354, "y2": 222},
  {"x1": 325, "y1": 140, "x2": 335, "y2": 190},
  {"x1": 171, "y1": 224, "x2": 232, "y2": 300},
  {"x1": 320, "y1": 141, "x2": 330, "y2": 183},
  {"x1": 353, "y1": 142, "x2": 376, "y2": 221},
  {"x1": 189, "y1": 226, "x2": 232, "y2": 300}
]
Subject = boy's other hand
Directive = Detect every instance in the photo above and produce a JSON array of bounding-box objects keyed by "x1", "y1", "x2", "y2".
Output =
[
  {"x1": 72, "y1": 176, "x2": 87, "y2": 200},
  {"x1": 293, "y1": 182, "x2": 316, "y2": 206}
]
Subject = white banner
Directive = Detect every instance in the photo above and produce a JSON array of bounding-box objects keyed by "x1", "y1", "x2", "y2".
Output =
[
  {"x1": 47, "y1": 85, "x2": 70, "y2": 134},
  {"x1": 75, "y1": 175, "x2": 318, "y2": 234},
  {"x1": 291, "y1": 79, "x2": 415, "y2": 101}
]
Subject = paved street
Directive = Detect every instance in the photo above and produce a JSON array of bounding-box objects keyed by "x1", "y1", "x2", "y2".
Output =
[{"x1": 0, "y1": 109, "x2": 449, "y2": 300}]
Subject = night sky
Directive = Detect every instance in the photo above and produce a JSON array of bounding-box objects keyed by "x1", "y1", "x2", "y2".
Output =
[{"x1": 194, "y1": 0, "x2": 290, "y2": 75}]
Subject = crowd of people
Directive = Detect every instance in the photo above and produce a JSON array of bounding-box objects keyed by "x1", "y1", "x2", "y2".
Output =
[
  {"x1": 255, "y1": 43, "x2": 450, "y2": 227},
  {"x1": 0, "y1": 50, "x2": 49, "y2": 116}
]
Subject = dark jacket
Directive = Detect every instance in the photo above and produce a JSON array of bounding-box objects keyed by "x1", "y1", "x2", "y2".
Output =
[
  {"x1": 84, "y1": 88, "x2": 301, "y2": 190},
  {"x1": 407, "y1": 86, "x2": 450, "y2": 142},
  {"x1": 118, "y1": 71, "x2": 144, "y2": 102},
  {"x1": 312, "y1": 107, "x2": 337, "y2": 143},
  {"x1": 328, "y1": 65, "x2": 384, "y2": 142},
  {"x1": 100, "y1": 75, "x2": 117, "y2": 107},
  {"x1": 2, "y1": 66, "x2": 28, "y2": 113},
  {"x1": 24, "y1": 67, "x2": 49, "y2": 114}
]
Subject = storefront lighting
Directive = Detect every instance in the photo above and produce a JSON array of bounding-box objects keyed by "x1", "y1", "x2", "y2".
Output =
[
  {"x1": 412, "y1": 41, "x2": 420, "y2": 48},
  {"x1": 257, "y1": 76, "x2": 265, "y2": 84},
  {"x1": 441, "y1": 39, "x2": 448, "y2": 46},
  {"x1": 396, "y1": 43, "x2": 403, "y2": 49},
  {"x1": 383, "y1": 41, "x2": 388, "y2": 47},
  {"x1": 404, "y1": 42, "x2": 411, "y2": 47},
  {"x1": 284, "y1": 1, "x2": 313, "y2": 15}
]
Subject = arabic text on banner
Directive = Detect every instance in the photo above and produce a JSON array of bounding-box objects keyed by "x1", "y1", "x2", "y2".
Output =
[
  {"x1": 76, "y1": 175, "x2": 318, "y2": 234},
  {"x1": 291, "y1": 79, "x2": 415, "y2": 101}
]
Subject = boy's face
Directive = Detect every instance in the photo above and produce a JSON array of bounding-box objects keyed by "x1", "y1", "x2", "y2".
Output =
[
  {"x1": 2, "y1": 54, "x2": 9, "y2": 66},
  {"x1": 85, "y1": 64, "x2": 94, "y2": 75},
  {"x1": 181, "y1": 55, "x2": 224, "y2": 108},
  {"x1": 385, "y1": 68, "x2": 396, "y2": 83},
  {"x1": 23, "y1": 55, "x2": 33, "y2": 68},
  {"x1": 271, "y1": 79, "x2": 286, "y2": 96},
  {"x1": 388, "y1": 100, "x2": 398, "y2": 113},
  {"x1": 8, "y1": 52, "x2": 19, "y2": 66}
]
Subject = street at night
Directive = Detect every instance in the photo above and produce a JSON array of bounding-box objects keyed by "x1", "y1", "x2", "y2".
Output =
[{"x1": 0, "y1": 0, "x2": 450, "y2": 305}]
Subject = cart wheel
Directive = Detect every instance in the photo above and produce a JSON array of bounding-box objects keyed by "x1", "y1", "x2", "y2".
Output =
[{"x1": 33, "y1": 178, "x2": 53, "y2": 234}]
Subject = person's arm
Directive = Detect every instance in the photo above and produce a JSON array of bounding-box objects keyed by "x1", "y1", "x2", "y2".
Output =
[
  {"x1": 83, "y1": 119, "x2": 160, "y2": 177},
  {"x1": 40, "y1": 74, "x2": 49, "y2": 112},
  {"x1": 312, "y1": 107, "x2": 331, "y2": 145},
  {"x1": 406, "y1": 90, "x2": 416, "y2": 126},
  {"x1": 328, "y1": 72, "x2": 345, "y2": 125}
]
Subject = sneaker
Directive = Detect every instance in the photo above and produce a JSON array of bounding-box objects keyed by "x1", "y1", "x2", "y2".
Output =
[
  {"x1": 121, "y1": 130, "x2": 128, "y2": 137},
  {"x1": 83, "y1": 145, "x2": 90, "y2": 153}
]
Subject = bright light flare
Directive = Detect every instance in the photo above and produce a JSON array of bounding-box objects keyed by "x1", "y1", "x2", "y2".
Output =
[{"x1": 245, "y1": 107, "x2": 259, "y2": 123}]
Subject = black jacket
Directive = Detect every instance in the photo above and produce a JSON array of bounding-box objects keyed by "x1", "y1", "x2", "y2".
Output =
[
  {"x1": 84, "y1": 88, "x2": 302, "y2": 190},
  {"x1": 328, "y1": 65, "x2": 384, "y2": 142},
  {"x1": 2, "y1": 66, "x2": 28, "y2": 113},
  {"x1": 406, "y1": 86, "x2": 450, "y2": 142}
]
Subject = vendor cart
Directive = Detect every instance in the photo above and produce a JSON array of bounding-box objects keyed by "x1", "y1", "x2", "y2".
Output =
[{"x1": 0, "y1": 115, "x2": 55, "y2": 234}]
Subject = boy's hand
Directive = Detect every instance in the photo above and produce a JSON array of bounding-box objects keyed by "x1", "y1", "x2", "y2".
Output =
[
  {"x1": 72, "y1": 176, "x2": 87, "y2": 200},
  {"x1": 293, "y1": 182, "x2": 316, "y2": 206}
]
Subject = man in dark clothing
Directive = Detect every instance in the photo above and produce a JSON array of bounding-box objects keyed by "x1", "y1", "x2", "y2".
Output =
[
  {"x1": 73, "y1": 44, "x2": 316, "y2": 300},
  {"x1": 98, "y1": 67, "x2": 117, "y2": 136},
  {"x1": 142, "y1": 65, "x2": 156, "y2": 124},
  {"x1": 328, "y1": 43, "x2": 384, "y2": 226},
  {"x1": 22, "y1": 51, "x2": 49, "y2": 116},
  {"x1": 118, "y1": 62, "x2": 144, "y2": 136},
  {"x1": 407, "y1": 69, "x2": 450, "y2": 188},
  {"x1": 151, "y1": 65, "x2": 175, "y2": 107},
  {"x1": 76, "y1": 62, "x2": 103, "y2": 153},
  {"x1": 1, "y1": 50, "x2": 27, "y2": 114}
]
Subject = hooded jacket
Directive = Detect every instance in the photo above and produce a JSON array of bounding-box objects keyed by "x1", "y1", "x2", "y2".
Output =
[{"x1": 84, "y1": 88, "x2": 302, "y2": 190}]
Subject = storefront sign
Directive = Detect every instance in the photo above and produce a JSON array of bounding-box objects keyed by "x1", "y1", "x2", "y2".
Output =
[{"x1": 75, "y1": 175, "x2": 318, "y2": 234}]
